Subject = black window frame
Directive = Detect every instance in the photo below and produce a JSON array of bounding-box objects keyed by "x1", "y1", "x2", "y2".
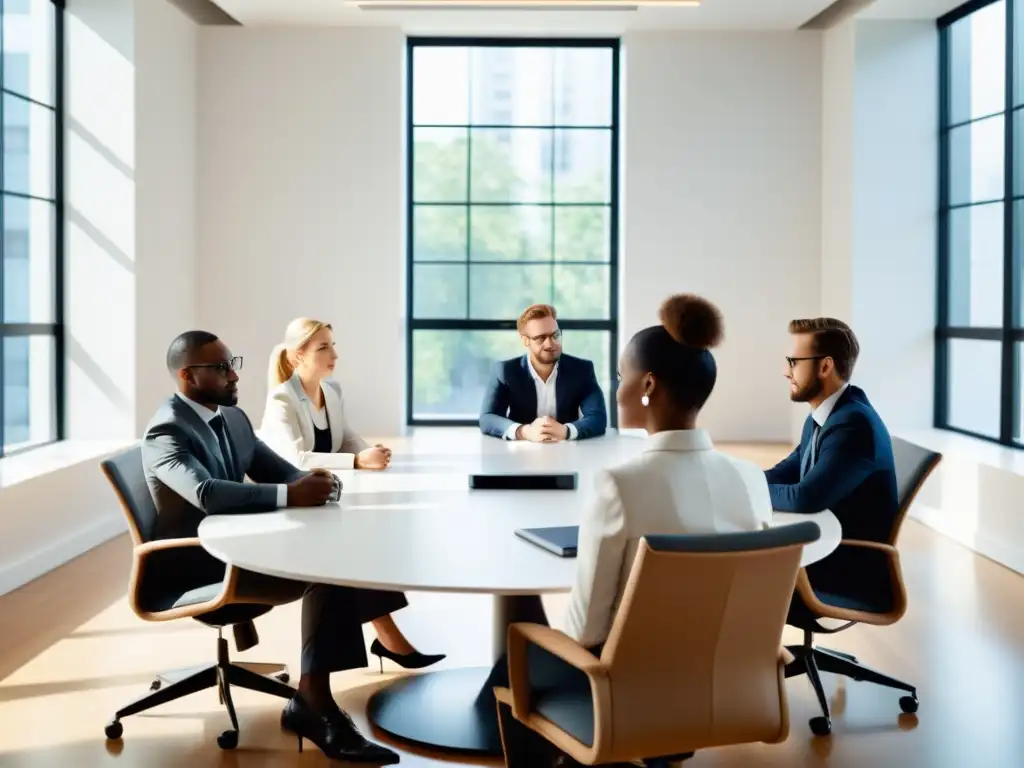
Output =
[
  {"x1": 404, "y1": 36, "x2": 621, "y2": 427},
  {"x1": 0, "y1": 0, "x2": 66, "y2": 459},
  {"x1": 936, "y1": 0, "x2": 1024, "y2": 448}
]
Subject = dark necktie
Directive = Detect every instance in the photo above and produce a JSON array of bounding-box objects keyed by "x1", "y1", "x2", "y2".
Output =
[
  {"x1": 801, "y1": 423, "x2": 820, "y2": 479},
  {"x1": 209, "y1": 414, "x2": 235, "y2": 479}
]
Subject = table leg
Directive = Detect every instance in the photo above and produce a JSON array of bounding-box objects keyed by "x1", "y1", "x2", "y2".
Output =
[{"x1": 366, "y1": 594, "x2": 548, "y2": 755}]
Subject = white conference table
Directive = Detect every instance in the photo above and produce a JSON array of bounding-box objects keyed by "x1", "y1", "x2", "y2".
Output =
[{"x1": 198, "y1": 428, "x2": 840, "y2": 755}]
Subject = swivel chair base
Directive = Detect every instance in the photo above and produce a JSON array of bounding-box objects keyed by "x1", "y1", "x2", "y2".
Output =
[
  {"x1": 104, "y1": 629, "x2": 294, "y2": 750},
  {"x1": 785, "y1": 630, "x2": 918, "y2": 736}
]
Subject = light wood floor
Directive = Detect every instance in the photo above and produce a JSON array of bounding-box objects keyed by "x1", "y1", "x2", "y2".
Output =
[{"x1": 2, "y1": 443, "x2": 1024, "y2": 767}]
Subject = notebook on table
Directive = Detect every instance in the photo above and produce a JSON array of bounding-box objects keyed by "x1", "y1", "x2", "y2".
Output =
[
  {"x1": 469, "y1": 472, "x2": 578, "y2": 491},
  {"x1": 514, "y1": 526, "x2": 579, "y2": 557}
]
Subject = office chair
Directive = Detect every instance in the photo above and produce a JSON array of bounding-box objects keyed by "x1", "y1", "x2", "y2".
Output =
[
  {"x1": 100, "y1": 446, "x2": 294, "y2": 750},
  {"x1": 493, "y1": 523, "x2": 822, "y2": 767},
  {"x1": 784, "y1": 436, "x2": 942, "y2": 735}
]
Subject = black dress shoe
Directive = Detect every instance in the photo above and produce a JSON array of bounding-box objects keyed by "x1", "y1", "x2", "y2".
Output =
[
  {"x1": 280, "y1": 695, "x2": 399, "y2": 764},
  {"x1": 370, "y1": 639, "x2": 446, "y2": 673}
]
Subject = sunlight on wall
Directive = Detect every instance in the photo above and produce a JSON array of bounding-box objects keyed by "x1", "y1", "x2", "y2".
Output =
[{"x1": 64, "y1": 3, "x2": 136, "y2": 440}]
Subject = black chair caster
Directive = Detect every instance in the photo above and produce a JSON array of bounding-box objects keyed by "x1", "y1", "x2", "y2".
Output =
[
  {"x1": 809, "y1": 716, "x2": 831, "y2": 736},
  {"x1": 276, "y1": 672, "x2": 290, "y2": 683},
  {"x1": 217, "y1": 730, "x2": 238, "y2": 750},
  {"x1": 150, "y1": 679, "x2": 161, "y2": 691},
  {"x1": 105, "y1": 720, "x2": 123, "y2": 740},
  {"x1": 899, "y1": 694, "x2": 919, "y2": 714}
]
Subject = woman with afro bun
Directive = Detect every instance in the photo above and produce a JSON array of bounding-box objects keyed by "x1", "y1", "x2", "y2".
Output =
[{"x1": 562, "y1": 293, "x2": 774, "y2": 648}]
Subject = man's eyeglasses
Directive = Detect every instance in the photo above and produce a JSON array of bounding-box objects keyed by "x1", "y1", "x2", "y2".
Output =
[
  {"x1": 526, "y1": 330, "x2": 562, "y2": 343},
  {"x1": 186, "y1": 357, "x2": 243, "y2": 375},
  {"x1": 786, "y1": 355, "x2": 826, "y2": 369}
]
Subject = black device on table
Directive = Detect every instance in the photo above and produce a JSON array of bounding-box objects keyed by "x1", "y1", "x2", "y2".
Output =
[
  {"x1": 468, "y1": 472, "x2": 578, "y2": 491},
  {"x1": 514, "y1": 525, "x2": 579, "y2": 557}
]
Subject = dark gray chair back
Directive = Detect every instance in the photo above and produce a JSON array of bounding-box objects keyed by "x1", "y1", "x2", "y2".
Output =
[
  {"x1": 101, "y1": 446, "x2": 158, "y2": 544},
  {"x1": 890, "y1": 437, "x2": 942, "y2": 543},
  {"x1": 646, "y1": 520, "x2": 821, "y2": 554}
]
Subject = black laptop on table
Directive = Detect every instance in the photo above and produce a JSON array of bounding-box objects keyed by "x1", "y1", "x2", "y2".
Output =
[{"x1": 514, "y1": 526, "x2": 579, "y2": 557}]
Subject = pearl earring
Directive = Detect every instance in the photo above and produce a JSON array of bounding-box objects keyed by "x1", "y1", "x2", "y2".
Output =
[{"x1": 641, "y1": 394, "x2": 650, "y2": 407}]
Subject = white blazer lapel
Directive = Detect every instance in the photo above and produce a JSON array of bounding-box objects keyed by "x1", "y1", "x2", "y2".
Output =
[
  {"x1": 285, "y1": 374, "x2": 316, "y2": 451},
  {"x1": 322, "y1": 380, "x2": 346, "y2": 454}
]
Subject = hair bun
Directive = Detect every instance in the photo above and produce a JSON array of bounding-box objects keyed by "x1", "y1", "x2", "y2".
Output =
[{"x1": 659, "y1": 293, "x2": 724, "y2": 350}]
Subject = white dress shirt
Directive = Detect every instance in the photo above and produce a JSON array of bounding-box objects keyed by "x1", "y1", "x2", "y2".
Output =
[
  {"x1": 176, "y1": 392, "x2": 288, "y2": 508},
  {"x1": 811, "y1": 382, "x2": 849, "y2": 427},
  {"x1": 503, "y1": 361, "x2": 579, "y2": 441},
  {"x1": 562, "y1": 429, "x2": 773, "y2": 648}
]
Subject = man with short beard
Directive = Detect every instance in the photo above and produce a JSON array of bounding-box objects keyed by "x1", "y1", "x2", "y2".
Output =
[
  {"x1": 765, "y1": 318, "x2": 898, "y2": 544},
  {"x1": 479, "y1": 303, "x2": 607, "y2": 442}
]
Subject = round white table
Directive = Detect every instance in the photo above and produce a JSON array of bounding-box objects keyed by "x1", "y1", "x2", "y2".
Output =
[{"x1": 198, "y1": 429, "x2": 840, "y2": 755}]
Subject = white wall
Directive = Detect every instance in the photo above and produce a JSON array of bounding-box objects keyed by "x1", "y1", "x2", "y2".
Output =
[
  {"x1": 820, "y1": 21, "x2": 855, "y2": 327},
  {"x1": 851, "y1": 20, "x2": 938, "y2": 431},
  {"x1": 819, "y1": 19, "x2": 937, "y2": 435},
  {"x1": 198, "y1": 29, "x2": 822, "y2": 442},
  {"x1": 622, "y1": 32, "x2": 822, "y2": 442},
  {"x1": 197, "y1": 28, "x2": 405, "y2": 436},
  {"x1": 0, "y1": 0, "x2": 198, "y2": 596},
  {"x1": 134, "y1": 0, "x2": 198, "y2": 429},
  {"x1": 65, "y1": 0, "x2": 137, "y2": 441}
]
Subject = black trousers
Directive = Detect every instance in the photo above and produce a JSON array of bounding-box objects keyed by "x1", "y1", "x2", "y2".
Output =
[
  {"x1": 150, "y1": 548, "x2": 408, "y2": 676},
  {"x1": 233, "y1": 569, "x2": 409, "y2": 675}
]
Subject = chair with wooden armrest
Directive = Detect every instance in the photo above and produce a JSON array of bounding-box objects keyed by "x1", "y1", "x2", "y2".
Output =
[
  {"x1": 493, "y1": 522, "x2": 822, "y2": 767},
  {"x1": 784, "y1": 436, "x2": 942, "y2": 736},
  {"x1": 100, "y1": 446, "x2": 294, "y2": 750}
]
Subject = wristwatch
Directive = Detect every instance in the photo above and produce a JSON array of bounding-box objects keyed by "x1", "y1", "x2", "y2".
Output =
[{"x1": 328, "y1": 476, "x2": 343, "y2": 502}]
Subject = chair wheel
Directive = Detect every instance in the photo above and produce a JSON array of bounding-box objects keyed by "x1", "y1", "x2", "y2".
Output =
[
  {"x1": 105, "y1": 720, "x2": 123, "y2": 740},
  {"x1": 217, "y1": 730, "x2": 238, "y2": 750},
  {"x1": 276, "y1": 672, "x2": 290, "y2": 683},
  {"x1": 899, "y1": 694, "x2": 919, "y2": 714},
  {"x1": 150, "y1": 679, "x2": 161, "y2": 691},
  {"x1": 809, "y1": 716, "x2": 831, "y2": 736}
]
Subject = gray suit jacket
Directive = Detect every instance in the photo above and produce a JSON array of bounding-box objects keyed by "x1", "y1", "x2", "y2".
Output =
[{"x1": 143, "y1": 395, "x2": 307, "y2": 541}]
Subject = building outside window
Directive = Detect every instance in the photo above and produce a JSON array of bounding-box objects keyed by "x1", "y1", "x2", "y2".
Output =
[
  {"x1": 1, "y1": 0, "x2": 64, "y2": 457},
  {"x1": 406, "y1": 38, "x2": 619, "y2": 425},
  {"x1": 936, "y1": 0, "x2": 1023, "y2": 448}
]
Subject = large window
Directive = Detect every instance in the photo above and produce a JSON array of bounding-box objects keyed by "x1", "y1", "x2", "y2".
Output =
[
  {"x1": 937, "y1": 0, "x2": 1024, "y2": 447},
  {"x1": 406, "y1": 37, "x2": 620, "y2": 425},
  {"x1": 0, "y1": 0, "x2": 63, "y2": 457}
]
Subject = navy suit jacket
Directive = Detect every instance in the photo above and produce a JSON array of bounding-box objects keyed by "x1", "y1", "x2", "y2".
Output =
[
  {"x1": 765, "y1": 385, "x2": 898, "y2": 544},
  {"x1": 479, "y1": 353, "x2": 607, "y2": 440}
]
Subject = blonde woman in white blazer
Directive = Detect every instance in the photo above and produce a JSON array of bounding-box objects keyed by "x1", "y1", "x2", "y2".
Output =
[
  {"x1": 261, "y1": 319, "x2": 392, "y2": 471},
  {"x1": 260, "y1": 318, "x2": 445, "y2": 672}
]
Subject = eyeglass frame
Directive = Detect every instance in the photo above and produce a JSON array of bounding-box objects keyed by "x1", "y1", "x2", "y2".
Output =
[
  {"x1": 524, "y1": 329, "x2": 563, "y2": 344},
  {"x1": 785, "y1": 355, "x2": 827, "y2": 369},
  {"x1": 184, "y1": 357, "x2": 243, "y2": 375}
]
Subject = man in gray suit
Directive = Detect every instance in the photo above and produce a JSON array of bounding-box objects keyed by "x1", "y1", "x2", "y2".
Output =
[{"x1": 143, "y1": 330, "x2": 401, "y2": 764}]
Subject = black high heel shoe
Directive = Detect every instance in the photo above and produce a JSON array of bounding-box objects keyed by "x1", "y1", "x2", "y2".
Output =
[
  {"x1": 370, "y1": 639, "x2": 446, "y2": 673},
  {"x1": 280, "y1": 694, "x2": 400, "y2": 764}
]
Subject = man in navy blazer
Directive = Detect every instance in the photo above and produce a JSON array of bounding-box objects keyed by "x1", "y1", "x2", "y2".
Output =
[
  {"x1": 765, "y1": 318, "x2": 898, "y2": 544},
  {"x1": 480, "y1": 303, "x2": 607, "y2": 441}
]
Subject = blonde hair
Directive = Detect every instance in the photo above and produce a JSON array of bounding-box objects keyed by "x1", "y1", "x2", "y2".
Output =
[
  {"x1": 268, "y1": 317, "x2": 332, "y2": 389},
  {"x1": 517, "y1": 304, "x2": 557, "y2": 335}
]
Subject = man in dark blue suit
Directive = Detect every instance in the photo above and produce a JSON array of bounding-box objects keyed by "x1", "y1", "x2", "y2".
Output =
[
  {"x1": 765, "y1": 318, "x2": 898, "y2": 543},
  {"x1": 479, "y1": 303, "x2": 607, "y2": 442}
]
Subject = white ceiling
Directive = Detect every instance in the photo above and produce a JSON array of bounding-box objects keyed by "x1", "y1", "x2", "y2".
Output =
[
  {"x1": 210, "y1": 0, "x2": 967, "y2": 31},
  {"x1": 862, "y1": 0, "x2": 963, "y2": 18}
]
